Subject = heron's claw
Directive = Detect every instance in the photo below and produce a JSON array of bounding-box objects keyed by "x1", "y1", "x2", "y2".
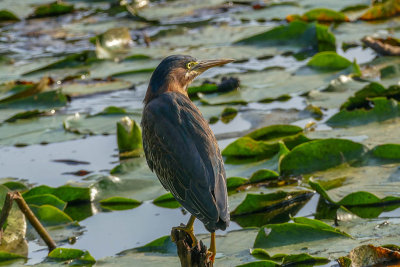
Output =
[{"x1": 171, "y1": 225, "x2": 198, "y2": 248}]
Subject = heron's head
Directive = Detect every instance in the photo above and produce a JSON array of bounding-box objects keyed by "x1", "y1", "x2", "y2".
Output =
[{"x1": 144, "y1": 55, "x2": 233, "y2": 105}]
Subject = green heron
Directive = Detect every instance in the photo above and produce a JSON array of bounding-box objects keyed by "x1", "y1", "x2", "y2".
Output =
[{"x1": 141, "y1": 55, "x2": 233, "y2": 262}]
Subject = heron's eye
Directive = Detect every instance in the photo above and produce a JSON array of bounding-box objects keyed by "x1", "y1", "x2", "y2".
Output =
[{"x1": 186, "y1": 62, "x2": 197, "y2": 69}]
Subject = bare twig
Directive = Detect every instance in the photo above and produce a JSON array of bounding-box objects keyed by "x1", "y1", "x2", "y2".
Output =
[
  {"x1": 0, "y1": 192, "x2": 56, "y2": 252},
  {"x1": 171, "y1": 228, "x2": 212, "y2": 267}
]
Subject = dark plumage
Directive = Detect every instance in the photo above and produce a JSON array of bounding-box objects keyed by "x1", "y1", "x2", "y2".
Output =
[{"x1": 141, "y1": 55, "x2": 233, "y2": 233}]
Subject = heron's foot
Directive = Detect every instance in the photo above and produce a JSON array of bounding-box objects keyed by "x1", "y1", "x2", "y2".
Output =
[{"x1": 171, "y1": 225, "x2": 198, "y2": 248}]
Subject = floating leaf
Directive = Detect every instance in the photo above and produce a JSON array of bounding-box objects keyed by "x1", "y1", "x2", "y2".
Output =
[
  {"x1": 30, "y1": 2, "x2": 75, "y2": 18},
  {"x1": 307, "y1": 52, "x2": 352, "y2": 70},
  {"x1": 340, "y1": 82, "x2": 386, "y2": 111},
  {"x1": 372, "y1": 144, "x2": 400, "y2": 160},
  {"x1": 2, "y1": 181, "x2": 28, "y2": 191},
  {"x1": 100, "y1": 197, "x2": 141, "y2": 210},
  {"x1": 245, "y1": 125, "x2": 302, "y2": 141},
  {"x1": 235, "y1": 21, "x2": 336, "y2": 52},
  {"x1": 133, "y1": 235, "x2": 176, "y2": 254},
  {"x1": 23, "y1": 51, "x2": 101, "y2": 76},
  {"x1": 30, "y1": 205, "x2": 74, "y2": 226},
  {"x1": 220, "y1": 107, "x2": 238, "y2": 124},
  {"x1": 280, "y1": 139, "x2": 367, "y2": 176},
  {"x1": 0, "y1": 10, "x2": 19, "y2": 22},
  {"x1": 309, "y1": 179, "x2": 400, "y2": 207},
  {"x1": 48, "y1": 248, "x2": 95, "y2": 264},
  {"x1": 287, "y1": 8, "x2": 349, "y2": 22},
  {"x1": 232, "y1": 190, "x2": 313, "y2": 216},
  {"x1": 236, "y1": 261, "x2": 279, "y2": 267},
  {"x1": 0, "y1": 251, "x2": 25, "y2": 262},
  {"x1": 4, "y1": 110, "x2": 44, "y2": 123},
  {"x1": 23, "y1": 185, "x2": 90, "y2": 203},
  {"x1": 254, "y1": 217, "x2": 350, "y2": 249},
  {"x1": 24, "y1": 194, "x2": 66, "y2": 211},
  {"x1": 248, "y1": 169, "x2": 279, "y2": 184},
  {"x1": 282, "y1": 253, "x2": 330, "y2": 265},
  {"x1": 152, "y1": 193, "x2": 180, "y2": 209},
  {"x1": 226, "y1": 177, "x2": 248, "y2": 191},
  {"x1": 327, "y1": 98, "x2": 400, "y2": 127},
  {"x1": 359, "y1": 0, "x2": 400, "y2": 20}
]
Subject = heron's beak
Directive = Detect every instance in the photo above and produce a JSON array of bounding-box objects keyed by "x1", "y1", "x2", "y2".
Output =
[{"x1": 192, "y1": 59, "x2": 234, "y2": 73}]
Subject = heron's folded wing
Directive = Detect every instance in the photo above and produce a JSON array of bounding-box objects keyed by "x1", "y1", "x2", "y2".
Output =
[{"x1": 142, "y1": 93, "x2": 226, "y2": 223}]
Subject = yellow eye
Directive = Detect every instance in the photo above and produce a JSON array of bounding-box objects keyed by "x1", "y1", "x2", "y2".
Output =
[{"x1": 186, "y1": 62, "x2": 197, "y2": 69}]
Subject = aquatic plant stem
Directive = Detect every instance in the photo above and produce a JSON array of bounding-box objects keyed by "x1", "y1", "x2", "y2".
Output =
[{"x1": 0, "y1": 192, "x2": 56, "y2": 252}]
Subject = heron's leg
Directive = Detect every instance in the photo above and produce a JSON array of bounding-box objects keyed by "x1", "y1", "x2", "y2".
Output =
[
  {"x1": 171, "y1": 215, "x2": 198, "y2": 247},
  {"x1": 208, "y1": 232, "x2": 216, "y2": 263}
]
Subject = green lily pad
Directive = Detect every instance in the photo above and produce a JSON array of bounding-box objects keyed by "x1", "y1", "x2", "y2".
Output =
[
  {"x1": 287, "y1": 8, "x2": 349, "y2": 22},
  {"x1": 251, "y1": 249, "x2": 330, "y2": 265},
  {"x1": 24, "y1": 194, "x2": 66, "y2": 211},
  {"x1": 254, "y1": 217, "x2": 350, "y2": 249},
  {"x1": 307, "y1": 52, "x2": 352, "y2": 70},
  {"x1": 4, "y1": 110, "x2": 45, "y2": 123},
  {"x1": 248, "y1": 169, "x2": 279, "y2": 184},
  {"x1": 235, "y1": 21, "x2": 336, "y2": 52},
  {"x1": 152, "y1": 193, "x2": 180, "y2": 209},
  {"x1": 372, "y1": 144, "x2": 400, "y2": 160},
  {"x1": 236, "y1": 261, "x2": 279, "y2": 267},
  {"x1": 0, "y1": 10, "x2": 19, "y2": 21},
  {"x1": 309, "y1": 179, "x2": 400, "y2": 207},
  {"x1": 232, "y1": 190, "x2": 314, "y2": 216},
  {"x1": 48, "y1": 248, "x2": 95, "y2": 264},
  {"x1": 359, "y1": 0, "x2": 400, "y2": 20},
  {"x1": 0, "y1": 251, "x2": 25, "y2": 262},
  {"x1": 23, "y1": 51, "x2": 101, "y2": 76},
  {"x1": 327, "y1": 98, "x2": 400, "y2": 127},
  {"x1": 100, "y1": 197, "x2": 142, "y2": 211},
  {"x1": 226, "y1": 177, "x2": 248, "y2": 191},
  {"x1": 245, "y1": 125, "x2": 303, "y2": 141},
  {"x1": 23, "y1": 185, "x2": 90, "y2": 203},
  {"x1": 279, "y1": 138, "x2": 367, "y2": 176},
  {"x1": 29, "y1": 205, "x2": 74, "y2": 226},
  {"x1": 132, "y1": 235, "x2": 176, "y2": 254},
  {"x1": 2, "y1": 181, "x2": 28, "y2": 191},
  {"x1": 30, "y1": 2, "x2": 74, "y2": 18},
  {"x1": 340, "y1": 82, "x2": 387, "y2": 111}
]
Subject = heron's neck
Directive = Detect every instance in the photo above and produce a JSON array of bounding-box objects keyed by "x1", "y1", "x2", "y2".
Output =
[{"x1": 144, "y1": 77, "x2": 189, "y2": 105}]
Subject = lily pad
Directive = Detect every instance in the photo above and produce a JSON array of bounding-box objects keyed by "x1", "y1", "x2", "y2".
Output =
[
  {"x1": 287, "y1": 8, "x2": 349, "y2": 22},
  {"x1": 327, "y1": 98, "x2": 400, "y2": 127},
  {"x1": 30, "y1": 2, "x2": 74, "y2": 18},
  {"x1": 29, "y1": 204, "x2": 74, "y2": 226},
  {"x1": 279, "y1": 138, "x2": 367, "y2": 176},
  {"x1": 23, "y1": 185, "x2": 90, "y2": 203},
  {"x1": 48, "y1": 248, "x2": 95, "y2": 264},
  {"x1": 236, "y1": 261, "x2": 279, "y2": 267},
  {"x1": 232, "y1": 190, "x2": 314, "y2": 216},
  {"x1": 226, "y1": 177, "x2": 248, "y2": 191},
  {"x1": 372, "y1": 144, "x2": 400, "y2": 160},
  {"x1": 235, "y1": 21, "x2": 336, "y2": 53},
  {"x1": 117, "y1": 117, "x2": 142, "y2": 153},
  {"x1": 100, "y1": 197, "x2": 142, "y2": 211},
  {"x1": 132, "y1": 235, "x2": 176, "y2": 254},
  {"x1": 24, "y1": 194, "x2": 66, "y2": 211},
  {"x1": 245, "y1": 125, "x2": 303, "y2": 141},
  {"x1": 307, "y1": 52, "x2": 352, "y2": 70},
  {"x1": 359, "y1": 0, "x2": 400, "y2": 20},
  {"x1": 0, "y1": 251, "x2": 25, "y2": 263},
  {"x1": 254, "y1": 217, "x2": 350, "y2": 249},
  {"x1": 152, "y1": 193, "x2": 180, "y2": 209},
  {"x1": 0, "y1": 10, "x2": 19, "y2": 21},
  {"x1": 248, "y1": 169, "x2": 279, "y2": 184},
  {"x1": 309, "y1": 179, "x2": 400, "y2": 207}
]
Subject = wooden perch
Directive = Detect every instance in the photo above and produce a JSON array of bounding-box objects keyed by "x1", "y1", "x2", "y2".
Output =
[
  {"x1": 171, "y1": 228, "x2": 213, "y2": 267},
  {"x1": 0, "y1": 192, "x2": 56, "y2": 252}
]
